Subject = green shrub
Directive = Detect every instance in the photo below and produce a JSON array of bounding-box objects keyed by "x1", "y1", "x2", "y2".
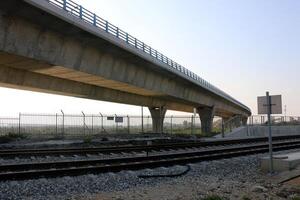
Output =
[
  {"x1": 0, "y1": 133, "x2": 27, "y2": 143},
  {"x1": 202, "y1": 195, "x2": 224, "y2": 200},
  {"x1": 83, "y1": 136, "x2": 92, "y2": 144}
]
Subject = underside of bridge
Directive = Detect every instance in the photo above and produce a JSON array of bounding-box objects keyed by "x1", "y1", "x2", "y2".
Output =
[{"x1": 0, "y1": 0, "x2": 251, "y2": 133}]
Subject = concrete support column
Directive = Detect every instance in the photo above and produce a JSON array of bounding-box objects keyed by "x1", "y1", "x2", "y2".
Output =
[
  {"x1": 197, "y1": 106, "x2": 215, "y2": 134},
  {"x1": 149, "y1": 106, "x2": 167, "y2": 133},
  {"x1": 242, "y1": 117, "x2": 248, "y2": 126}
]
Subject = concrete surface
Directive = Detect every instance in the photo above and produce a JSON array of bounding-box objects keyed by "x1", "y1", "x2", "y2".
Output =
[
  {"x1": 218, "y1": 125, "x2": 300, "y2": 138},
  {"x1": 261, "y1": 152, "x2": 300, "y2": 172}
]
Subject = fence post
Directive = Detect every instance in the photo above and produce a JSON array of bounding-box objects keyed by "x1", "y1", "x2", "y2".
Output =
[
  {"x1": 191, "y1": 115, "x2": 194, "y2": 134},
  {"x1": 127, "y1": 115, "x2": 130, "y2": 134},
  {"x1": 141, "y1": 106, "x2": 144, "y2": 133},
  {"x1": 55, "y1": 113, "x2": 58, "y2": 135},
  {"x1": 82, "y1": 111, "x2": 85, "y2": 135},
  {"x1": 18, "y1": 112, "x2": 21, "y2": 135},
  {"x1": 171, "y1": 115, "x2": 173, "y2": 134},
  {"x1": 91, "y1": 115, "x2": 94, "y2": 135},
  {"x1": 99, "y1": 112, "x2": 104, "y2": 133},
  {"x1": 61, "y1": 110, "x2": 64, "y2": 136},
  {"x1": 115, "y1": 114, "x2": 117, "y2": 133},
  {"x1": 221, "y1": 118, "x2": 225, "y2": 138}
]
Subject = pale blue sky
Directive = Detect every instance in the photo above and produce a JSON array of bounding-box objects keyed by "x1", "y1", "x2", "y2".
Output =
[{"x1": 0, "y1": 0, "x2": 299, "y2": 116}]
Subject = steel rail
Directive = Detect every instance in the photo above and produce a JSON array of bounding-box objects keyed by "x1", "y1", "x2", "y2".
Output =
[
  {"x1": 1, "y1": 135, "x2": 300, "y2": 158},
  {"x1": 1, "y1": 139, "x2": 300, "y2": 181}
]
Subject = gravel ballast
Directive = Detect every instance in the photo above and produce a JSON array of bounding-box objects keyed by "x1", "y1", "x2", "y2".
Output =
[{"x1": 1, "y1": 151, "x2": 300, "y2": 200}]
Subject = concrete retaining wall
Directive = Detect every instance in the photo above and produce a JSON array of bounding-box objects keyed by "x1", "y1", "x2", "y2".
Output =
[{"x1": 218, "y1": 125, "x2": 300, "y2": 138}]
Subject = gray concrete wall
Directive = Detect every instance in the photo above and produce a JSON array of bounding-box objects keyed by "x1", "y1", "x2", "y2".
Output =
[{"x1": 219, "y1": 125, "x2": 300, "y2": 138}]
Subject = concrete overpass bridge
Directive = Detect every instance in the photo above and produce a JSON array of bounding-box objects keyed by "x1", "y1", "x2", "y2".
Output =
[{"x1": 0, "y1": 0, "x2": 251, "y2": 133}]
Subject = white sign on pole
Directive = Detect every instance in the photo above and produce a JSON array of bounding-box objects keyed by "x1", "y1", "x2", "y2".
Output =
[{"x1": 257, "y1": 95, "x2": 282, "y2": 114}]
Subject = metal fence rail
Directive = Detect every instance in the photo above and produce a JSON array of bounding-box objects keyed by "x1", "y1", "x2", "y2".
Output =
[{"x1": 42, "y1": 0, "x2": 250, "y2": 112}]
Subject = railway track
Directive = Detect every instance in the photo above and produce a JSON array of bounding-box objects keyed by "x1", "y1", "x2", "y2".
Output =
[
  {"x1": 1, "y1": 136, "x2": 300, "y2": 181},
  {"x1": 1, "y1": 134, "x2": 300, "y2": 158}
]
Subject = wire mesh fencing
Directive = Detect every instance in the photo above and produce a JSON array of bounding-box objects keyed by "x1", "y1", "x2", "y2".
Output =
[
  {"x1": 248, "y1": 115, "x2": 300, "y2": 126},
  {"x1": 0, "y1": 113, "x2": 223, "y2": 138}
]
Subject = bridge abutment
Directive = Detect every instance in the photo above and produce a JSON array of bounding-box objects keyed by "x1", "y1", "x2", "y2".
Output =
[
  {"x1": 149, "y1": 106, "x2": 167, "y2": 133},
  {"x1": 197, "y1": 106, "x2": 215, "y2": 134}
]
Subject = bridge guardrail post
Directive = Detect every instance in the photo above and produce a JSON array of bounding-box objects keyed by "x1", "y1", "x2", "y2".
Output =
[
  {"x1": 79, "y1": 5, "x2": 82, "y2": 19},
  {"x1": 63, "y1": 0, "x2": 67, "y2": 11},
  {"x1": 105, "y1": 21, "x2": 108, "y2": 32},
  {"x1": 93, "y1": 14, "x2": 97, "y2": 26}
]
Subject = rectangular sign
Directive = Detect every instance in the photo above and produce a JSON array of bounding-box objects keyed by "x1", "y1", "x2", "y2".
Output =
[
  {"x1": 115, "y1": 117, "x2": 123, "y2": 123},
  {"x1": 107, "y1": 116, "x2": 114, "y2": 121},
  {"x1": 257, "y1": 95, "x2": 282, "y2": 114}
]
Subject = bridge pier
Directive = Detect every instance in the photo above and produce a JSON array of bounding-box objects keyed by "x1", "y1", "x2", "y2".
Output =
[
  {"x1": 197, "y1": 106, "x2": 215, "y2": 134},
  {"x1": 242, "y1": 117, "x2": 248, "y2": 126},
  {"x1": 149, "y1": 106, "x2": 167, "y2": 133}
]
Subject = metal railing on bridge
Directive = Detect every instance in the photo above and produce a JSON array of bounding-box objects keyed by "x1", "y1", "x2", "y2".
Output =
[{"x1": 43, "y1": 0, "x2": 249, "y2": 112}]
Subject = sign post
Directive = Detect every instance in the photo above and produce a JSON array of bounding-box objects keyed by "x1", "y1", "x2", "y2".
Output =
[
  {"x1": 257, "y1": 93, "x2": 282, "y2": 174},
  {"x1": 266, "y1": 92, "x2": 273, "y2": 174}
]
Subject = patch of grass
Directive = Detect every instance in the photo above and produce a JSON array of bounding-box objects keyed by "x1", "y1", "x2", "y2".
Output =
[
  {"x1": 242, "y1": 196, "x2": 251, "y2": 200},
  {"x1": 201, "y1": 195, "x2": 225, "y2": 200},
  {"x1": 0, "y1": 133, "x2": 27, "y2": 143},
  {"x1": 291, "y1": 196, "x2": 300, "y2": 200},
  {"x1": 83, "y1": 136, "x2": 92, "y2": 144}
]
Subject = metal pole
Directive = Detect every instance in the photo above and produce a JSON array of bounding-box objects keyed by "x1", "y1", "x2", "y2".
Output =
[
  {"x1": 55, "y1": 113, "x2": 58, "y2": 135},
  {"x1": 266, "y1": 91, "x2": 274, "y2": 174},
  {"x1": 82, "y1": 111, "x2": 85, "y2": 135},
  {"x1": 191, "y1": 115, "x2": 194, "y2": 134},
  {"x1": 91, "y1": 115, "x2": 94, "y2": 135},
  {"x1": 141, "y1": 106, "x2": 144, "y2": 133},
  {"x1": 193, "y1": 108, "x2": 196, "y2": 134},
  {"x1": 18, "y1": 113, "x2": 21, "y2": 135},
  {"x1": 115, "y1": 114, "x2": 117, "y2": 133},
  {"x1": 61, "y1": 110, "x2": 64, "y2": 136},
  {"x1": 170, "y1": 115, "x2": 173, "y2": 134},
  {"x1": 127, "y1": 115, "x2": 130, "y2": 134},
  {"x1": 99, "y1": 112, "x2": 104, "y2": 132},
  {"x1": 221, "y1": 118, "x2": 225, "y2": 138}
]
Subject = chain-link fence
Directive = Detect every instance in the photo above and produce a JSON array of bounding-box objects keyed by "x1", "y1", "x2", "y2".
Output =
[
  {"x1": 248, "y1": 115, "x2": 300, "y2": 126},
  {"x1": 0, "y1": 112, "x2": 223, "y2": 138}
]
